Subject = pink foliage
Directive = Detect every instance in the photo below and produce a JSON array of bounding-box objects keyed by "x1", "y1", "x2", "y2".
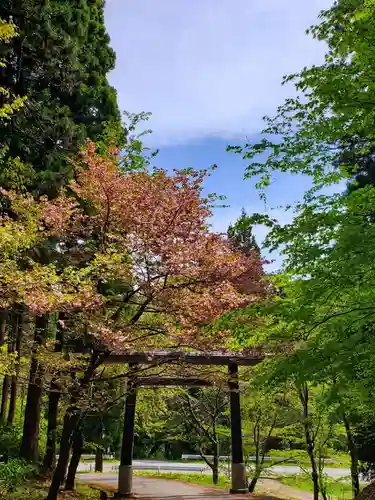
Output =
[{"x1": 1, "y1": 141, "x2": 265, "y2": 350}]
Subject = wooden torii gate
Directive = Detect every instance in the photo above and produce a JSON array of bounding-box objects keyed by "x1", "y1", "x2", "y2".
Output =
[{"x1": 104, "y1": 350, "x2": 264, "y2": 497}]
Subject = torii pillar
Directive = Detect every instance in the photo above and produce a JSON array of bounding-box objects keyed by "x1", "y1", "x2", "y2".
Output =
[
  {"x1": 116, "y1": 364, "x2": 138, "y2": 498},
  {"x1": 228, "y1": 363, "x2": 247, "y2": 494}
]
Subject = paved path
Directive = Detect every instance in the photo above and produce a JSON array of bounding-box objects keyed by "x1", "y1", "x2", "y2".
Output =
[
  {"x1": 79, "y1": 474, "x2": 251, "y2": 499},
  {"x1": 78, "y1": 473, "x2": 313, "y2": 500}
]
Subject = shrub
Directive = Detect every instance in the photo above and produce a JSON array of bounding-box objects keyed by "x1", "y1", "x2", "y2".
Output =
[
  {"x1": 0, "y1": 423, "x2": 22, "y2": 461},
  {"x1": 0, "y1": 459, "x2": 36, "y2": 491}
]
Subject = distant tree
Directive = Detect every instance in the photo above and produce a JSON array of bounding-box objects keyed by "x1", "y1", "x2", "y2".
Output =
[
  {"x1": 175, "y1": 387, "x2": 230, "y2": 485},
  {"x1": 228, "y1": 209, "x2": 260, "y2": 256},
  {"x1": 243, "y1": 386, "x2": 298, "y2": 493}
]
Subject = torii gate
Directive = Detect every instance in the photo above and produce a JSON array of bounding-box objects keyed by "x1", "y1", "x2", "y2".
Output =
[{"x1": 104, "y1": 350, "x2": 264, "y2": 497}]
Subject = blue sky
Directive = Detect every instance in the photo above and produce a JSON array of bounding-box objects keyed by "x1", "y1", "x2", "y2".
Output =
[{"x1": 104, "y1": 0, "x2": 333, "y2": 269}]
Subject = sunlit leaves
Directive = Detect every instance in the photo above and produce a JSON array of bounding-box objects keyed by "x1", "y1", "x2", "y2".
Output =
[
  {"x1": 0, "y1": 18, "x2": 26, "y2": 121},
  {"x1": 228, "y1": 0, "x2": 375, "y2": 194}
]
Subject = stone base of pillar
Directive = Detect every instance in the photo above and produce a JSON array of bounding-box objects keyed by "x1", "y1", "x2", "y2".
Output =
[
  {"x1": 116, "y1": 465, "x2": 133, "y2": 497},
  {"x1": 230, "y1": 462, "x2": 247, "y2": 494}
]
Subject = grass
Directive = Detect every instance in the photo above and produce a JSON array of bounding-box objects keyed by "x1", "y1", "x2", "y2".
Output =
[
  {"x1": 279, "y1": 474, "x2": 354, "y2": 499},
  {"x1": 1, "y1": 479, "x2": 102, "y2": 500},
  {"x1": 66, "y1": 484, "x2": 102, "y2": 499},
  {"x1": 134, "y1": 470, "x2": 230, "y2": 489},
  {"x1": 263, "y1": 459, "x2": 351, "y2": 470},
  {"x1": 267, "y1": 450, "x2": 351, "y2": 469}
]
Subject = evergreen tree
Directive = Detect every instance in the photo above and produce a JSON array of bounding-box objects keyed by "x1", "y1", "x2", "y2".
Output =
[
  {"x1": 228, "y1": 208, "x2": 260, "y2": 255},
  {"x1": 0, "y1": 0, "x2": 125, "y2": 195}
]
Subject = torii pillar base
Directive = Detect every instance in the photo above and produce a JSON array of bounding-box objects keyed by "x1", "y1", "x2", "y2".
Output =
[
  {"x1": 115, "y1": 465, "x2": 133, "y2": 497},
  {"x1": 230, "y1": 462, "x2": 247, "y2": 494}
]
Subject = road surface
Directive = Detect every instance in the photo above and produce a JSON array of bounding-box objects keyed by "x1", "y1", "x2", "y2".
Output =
[{"x1": 77, "y1": 459, "x2": 354, "y2": 479}]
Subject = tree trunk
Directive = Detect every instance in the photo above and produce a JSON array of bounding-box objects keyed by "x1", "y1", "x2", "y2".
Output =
[
  {"x1": 343, "y1": 414, "x2": 360, "y2": 498},
  {"x1": 95, "y1": 446, "x2": 104, "y2": 473},
  {"x1": 46, "y1": 351, "x2": 108, "y2": 500},
  {"x1": 249, "y1": 439, "x2": 261, "y2": 492},
  {"x1": 0, "y1": 376, "x2": 10, "y2": 423},
  {"x1": 7, "y1": 312, "x2": 23, "y2": 425},
  {"x1": 43, "y1": 313, "x2": 65, "y2": 472},
  {"x1": 0, "y1": 312, "x2": 13, "y2": 423},
  {"x1": 65, "y1": 428, "x2": 84, "y2": 491},
  {"x1": 249, "y1": 415, "x2": 277, "y2": 493},
  {"x1": 7, "y1": 363, "x2": 18, "y2": 426},
  {"x1": 249, "y1": 469, "x2": 262, "y2": 493},
  {"x1": 46, "y1": 411, "x2": 79, "y2": 500},
  {"x1": 20, "y1": 315, "x2": 48, "y2": 462},
  {"x1": 94, "y1": 417, "x2": 104, "y2": 472},
  {"x1": 249, "y1": 426, "x2": 261, "y2": 492},
  {"x1": 212, "y1": 442, "x2": 219, "y2": 485},
  {"x1": 299, "y1": 383, "x2": 319, "y2": 500},
  {"x1": 0, "y1": 309, "x2": 7, "y2": 346},
  {"x1": 212, "y1": 460, "x2": 219, "y2": 485},
  {"x1": 43, "y1": 389, "x2": 60, "y2": 473}
]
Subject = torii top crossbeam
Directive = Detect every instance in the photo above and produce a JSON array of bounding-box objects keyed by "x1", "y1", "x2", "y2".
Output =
[
  {"x1": 104, "y1": 350, "x2": 264, "y2": 366},
  {"x1": 109, "y1": 349, "x2": 264, "y2": 497}
]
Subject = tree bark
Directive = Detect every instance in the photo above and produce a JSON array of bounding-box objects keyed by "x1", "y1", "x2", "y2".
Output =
[
  {"x1": 212, "y1": 439, "x2": 219, "y2": 485},
  {"x1": 1, "y1": 314, "x2": 13, "y2": 423},
  {"x1": 249, "y1": 470, "x2": 262, "y2": 493},
  {"x1": 95, "y1": 446, "x2": 104, "y2": 473},
  {"x1": 212, "y1": 458, "x2": 219, "y2": 485},
  {"x1": 249, "y1": 424, "x2": 261, "y2": 493},
  {"x1": 299, "y1": 383, "x2": 319, "y2": 500},
  {"x1": 46, "y1": 411, "x2": 79, "y2": 500},
  {"x1": 94, "y1": 416, "x2": 104, "y2": 472},
  {"x1": 7, "y1": 312, "x2": 24, "y2": 425},
  {"x1": 0, "y1": 375, "x2": 10, "y2": 422},
  {"x1": 65, "y1": 428, "x2": 84, "y2": 490},
  {"x1": 20, "y1": 314, "x2": 48, "y2": 462},
  {"x1": 0, "y1": 309, "x2": 7, "y2": 346},
  {"x1": 43, "y1": 389, "x2": 60, "y2": 473},
  {"x1": 343, "y1": 414, "x2": 360, "y2": 498},
  {"x1": 43, "y1": 313, "x2": 65, "y2": 473}
]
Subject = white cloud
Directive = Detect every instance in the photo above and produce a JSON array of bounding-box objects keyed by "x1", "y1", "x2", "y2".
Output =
[{"x1": 105, "y1": 0, "x2": 332, "y2": 146}]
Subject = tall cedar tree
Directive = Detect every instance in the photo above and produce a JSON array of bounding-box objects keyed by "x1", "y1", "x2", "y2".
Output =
[
  {"x1": 0, "y1": 0, "x2": 124, "y2": 463},
  {"x1": 0, "y1": 0, "x2": 125, "y2": 195},
  {"x1": 228, "y1": 209, "x2": 260, "y2": 255}
]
